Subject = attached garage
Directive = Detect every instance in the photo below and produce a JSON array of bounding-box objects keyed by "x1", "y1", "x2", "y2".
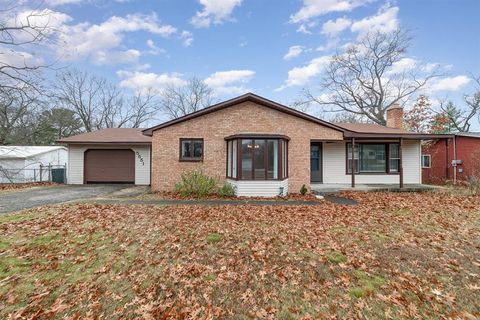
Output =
[
  {"x1": 84, "y1": 149, "x2": 135, "y2": 183},
  {"x1": 57, "y1": 128, "x2": 151, "y2": 185}
]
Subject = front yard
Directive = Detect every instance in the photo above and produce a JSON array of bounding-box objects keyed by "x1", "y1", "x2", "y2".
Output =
[{"x1": 0, "y1": 192, "x2": 479, "y2": 319}]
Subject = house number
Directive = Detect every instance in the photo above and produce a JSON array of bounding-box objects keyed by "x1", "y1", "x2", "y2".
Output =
[{"x1": 136, "y1": 152, "x2": 144, "y2": 166}]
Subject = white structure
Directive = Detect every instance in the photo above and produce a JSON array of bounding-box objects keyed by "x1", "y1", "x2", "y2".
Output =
[{"x1": 0, "y1": 146, "x2": 68, "y2": 183}]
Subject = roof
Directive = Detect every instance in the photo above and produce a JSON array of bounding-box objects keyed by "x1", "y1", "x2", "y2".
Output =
[
  {"x1": 142, "y1": 92, "x2": 345, "y2": 136},
  {"x1": 57, "y1": 128, "x2": 151, "y2": 144},
  {"x1": 335, "y1": 122, "x2": 454, "y2": 139},
  {"x1": 455, "y1": 132, "x2": 480, "y2": 138},
  {"x1": 0, "y1": 146, "x2": 67, "y2": 159}
]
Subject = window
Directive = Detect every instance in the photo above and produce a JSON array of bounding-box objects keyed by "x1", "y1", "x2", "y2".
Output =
[
  {"x1": 226, "y1": 137, "x2": 288, "y2": 180},
  {"x1": 422, "y1": 154, "x2": 431, "y2": 168},
  {"x1": 180, "y1": 138, "x2": 203, "y2": 161},
  {"x1": 347, "y1": 143, "x2": 400, "y2": 174}
]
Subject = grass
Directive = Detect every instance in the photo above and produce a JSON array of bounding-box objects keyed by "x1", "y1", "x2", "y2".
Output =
[{"x1": 0, "y1": 191, "x2": 479, "y2": 318}]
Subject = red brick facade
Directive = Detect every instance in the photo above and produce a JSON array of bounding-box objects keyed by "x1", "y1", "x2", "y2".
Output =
[
  {"x1": 422, "y1": 136, "x2": 480, "y2": 184},
  {"x1": 150, "y1": 101, "x2": 343, "y2": 192}
]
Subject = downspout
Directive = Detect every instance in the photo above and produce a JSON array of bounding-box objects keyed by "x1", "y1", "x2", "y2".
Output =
[{"x1": 453, "y1": 135, "x2": 457, "y2": 185}]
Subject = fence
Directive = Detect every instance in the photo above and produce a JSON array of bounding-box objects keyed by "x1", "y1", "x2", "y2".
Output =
[{"x1": 0, "y1": 164, "x2": 67, "y2": 184}]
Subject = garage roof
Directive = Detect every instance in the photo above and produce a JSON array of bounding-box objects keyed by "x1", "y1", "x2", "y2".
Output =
[{"x1": 57, "y1": 128, "x2": 151, "y2": 144}]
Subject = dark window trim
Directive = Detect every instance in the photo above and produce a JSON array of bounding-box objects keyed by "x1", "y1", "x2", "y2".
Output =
[
  {"x1": 226, "y1": 137, "x2": 288, "y2": 181},
  {"x1": 179, "y1": 138, "x2": 204, "y2": 162},
  {"x1": 345, "y1": 142, "x2": 400, "y2": 175}
]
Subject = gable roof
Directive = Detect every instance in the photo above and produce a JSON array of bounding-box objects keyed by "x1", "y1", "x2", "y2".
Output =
[
  {"x1": 142, "y1": 93, "x2": 346, "y2": 136},
  {"x1": 335, "y1": 123, "x2": 411, "y2": 134},
  {"x1": 0, "y1": 146, "x2": 67, "y2": 159},
  {"x1": 57, "y1": 128, "x2": 151, "y2": 144}
]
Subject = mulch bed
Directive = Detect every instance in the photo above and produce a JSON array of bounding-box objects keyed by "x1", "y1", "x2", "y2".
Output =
[{"x1": 138, "y1": 191, "x2": 321, "y2": 202}]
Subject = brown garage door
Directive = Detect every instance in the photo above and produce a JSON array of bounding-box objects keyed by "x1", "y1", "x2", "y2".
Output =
[{"x1": 84, "y1": 149, "x2": 135, "y2": 183}]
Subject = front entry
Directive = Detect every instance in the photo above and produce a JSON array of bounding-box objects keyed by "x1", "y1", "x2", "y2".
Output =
[{"x1": 310, "y1": 142, "x2": 323, "y2": 183}]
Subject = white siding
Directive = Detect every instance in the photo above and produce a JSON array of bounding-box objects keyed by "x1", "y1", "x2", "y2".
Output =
[
  {"x1": 67, "y1": 144, "x2": 151, "y2": 185},
  {"x1": 323, "y1": 140, "x2": 421, "y2": 184},
  {"x1": 227, "y1": 179, "x2": 288, "y2": 197}
]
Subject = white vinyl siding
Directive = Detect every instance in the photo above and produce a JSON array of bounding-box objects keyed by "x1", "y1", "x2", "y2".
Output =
[
  {"x1": 227, "y1": 179, "x2": 288, "y2": 197},
  {"x1": 322, "y1": 140, "x2": 421, "y2": 184},
  {"x1": 67, "y1": 144, "x2": 150, "y2": 185}
]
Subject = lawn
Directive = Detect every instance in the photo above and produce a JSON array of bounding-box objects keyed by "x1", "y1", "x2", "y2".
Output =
[{"x1": 0, "y1": 192, "x2": 479, "y2": 319}]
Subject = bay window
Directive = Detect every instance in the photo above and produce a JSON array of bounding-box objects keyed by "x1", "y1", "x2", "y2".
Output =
[
  {"x1": 347, "y1": 143, "x2": 400, "y2": 174},
  {"x1": 226, "y1": 136, "x2": 288, "y2": 180}
]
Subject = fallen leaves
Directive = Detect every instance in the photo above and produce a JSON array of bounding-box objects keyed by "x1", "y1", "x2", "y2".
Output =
[{"x1": 0, "y1": 191, "x2": 479, "y2": 318}]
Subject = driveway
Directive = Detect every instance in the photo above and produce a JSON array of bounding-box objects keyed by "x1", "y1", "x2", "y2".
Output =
[{"x1": 0, "y1": 184, "x2": 135, "y2": 214}]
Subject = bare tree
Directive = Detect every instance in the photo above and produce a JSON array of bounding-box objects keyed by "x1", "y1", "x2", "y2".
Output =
[
  {"x1": 439, "y1": 76, "x2": 480, "y2": 132},
  {"x1": 160, "y1": 77, "x2": 215, "y2": 119},
  {"x1": 0, "y1": 2, "x2": 59, "y2": 96},
  {"x1": 52, "y1": 69, "x2": 159, "y2": 131},
  {"x1": 303, "y1": 29, "x2": 440, "y2": 125}
]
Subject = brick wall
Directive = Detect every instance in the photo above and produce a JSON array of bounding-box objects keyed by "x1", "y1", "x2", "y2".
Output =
[
  {"x1": 422, "y1": 136, "x2": 480, "y2": 184},
  {"x1": 151, "y1": 101, "x2": 343, "y2": 193}
]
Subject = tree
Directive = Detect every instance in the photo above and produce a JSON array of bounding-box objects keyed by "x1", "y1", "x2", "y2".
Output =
[
  {"x1": 430, "y1": 113, "x2": 454, "y2": 134},
  {"x1": 302, "y1": 29, "x2": 440, "y2": 125},
  {"x1": 52, "y1": 69, "x2": 158, "y2": 131},
  {"x1": 438, "y1": 76, "x2": 480, "y2": 132},
  {"x1": 34, "y1": 108, "x2": 83, "y2": 145},
  {"x1": 0, "y1": 3, "x2": 59, "y2": 97},
  {"x1": 404, "y1": 95, "x2": 432, "y2": 133},
  {"x1": 160, "y1": 77, "x2": 215, "y2": 119}
]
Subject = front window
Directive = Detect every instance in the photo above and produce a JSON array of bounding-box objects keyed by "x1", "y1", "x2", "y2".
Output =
[
  {"x1": 347, "y1": 143, "x2": 400, "y2": 174},
  {"x1": 227, "y1": 137, "x2": 288, "y2": 180},
  {"x1": 180, "y1": 138, "x2": 203, "y2": 161}
]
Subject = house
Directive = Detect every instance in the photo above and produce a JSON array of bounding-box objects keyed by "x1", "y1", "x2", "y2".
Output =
[
  {"x1": 58, "y1": 93, "x2": 451, "y2": 196},
  {"x1": 421, "y1": 132, "x2": 480, "y2": 184},
  {"x1": 0, "y1": 146, "x2": 68, "y2": 183}
]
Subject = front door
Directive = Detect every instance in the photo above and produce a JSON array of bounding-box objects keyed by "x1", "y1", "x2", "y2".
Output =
[{"x1": 310, "y1": 142, "x2": 322, "y2": 183}]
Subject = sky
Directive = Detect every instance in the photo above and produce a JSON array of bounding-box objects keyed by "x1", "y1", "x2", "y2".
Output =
[{"x1": 4, "y1": 0, "x2": 480, "y2": 125}]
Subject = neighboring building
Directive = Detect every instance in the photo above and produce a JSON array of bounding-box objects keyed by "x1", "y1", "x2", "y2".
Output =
[
  {"x1": 422, "y1": 132, "x2": 480, "y2": 184},
  {"x1": 0, "y1": 146, "x2": 68, "y2": 183},
  {"x1": 58, "y1": 93, "x2": 452, "y2": 196}
]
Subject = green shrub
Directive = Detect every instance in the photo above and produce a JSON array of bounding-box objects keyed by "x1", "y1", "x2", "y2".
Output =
[
  {"x1": 206, "y1": 233, "x2": 221, "y2": 243},
  {"x1": 218, "y1": 182, "x2": 236, "y2": 197},
  {"x1": 174, "y1": 170, "x2": 218, "y2": 197},
  {"x1": 300, "y1": 184, "x2": 308, "y2": 195}
]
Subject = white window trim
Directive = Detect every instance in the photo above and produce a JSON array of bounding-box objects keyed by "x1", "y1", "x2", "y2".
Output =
[{"x1": 421, "y1": 154, "x2": 431, "y2": 168}]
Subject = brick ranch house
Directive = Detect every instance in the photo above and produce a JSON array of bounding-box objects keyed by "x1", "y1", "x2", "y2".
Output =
[
  {"x1": 58, "y1": 93, "x2": 452, "y2": 196},
  {"x1": 421, "y1": 132, "x2": 480, "y2": 184}
]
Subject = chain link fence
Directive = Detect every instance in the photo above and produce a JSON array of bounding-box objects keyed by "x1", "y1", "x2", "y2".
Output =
[{"x1": 0, "y1": 164, "x2": 67, "y2": 184}]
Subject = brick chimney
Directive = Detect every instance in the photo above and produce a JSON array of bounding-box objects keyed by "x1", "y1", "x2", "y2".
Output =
[{"x1": 386, "y1": 104, "x2": 404, "y2": 129}]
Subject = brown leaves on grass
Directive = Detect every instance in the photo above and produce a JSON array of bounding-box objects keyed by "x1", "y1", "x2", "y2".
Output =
[
  {"x1": 0, "y1": 192, "x2": 479, "y2": 319},
  {"x1": 0, "y1": 182, "x2": 56, "y2": 192}
]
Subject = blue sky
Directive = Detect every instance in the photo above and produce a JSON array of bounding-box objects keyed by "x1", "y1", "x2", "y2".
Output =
[{"x1": 11, "y1": 0, "x2": 480, "y2": 123}]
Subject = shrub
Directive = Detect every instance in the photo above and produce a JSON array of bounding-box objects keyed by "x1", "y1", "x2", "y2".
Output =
[
  {"x1": 174, "y1": 170, "x2": 218, "y2": 197},
  {"x1": 218, "y1": 182, "x2": 236, "y2": 197},
  {"x1": 299, "y1": 184, "x2": 308, "y2": 195},
  {"x1": 467, "y1": 176, "x2": 480, "y2": 195},
  {"x1": 206, "y1": 233, "x2": 221, "y2": 244}
]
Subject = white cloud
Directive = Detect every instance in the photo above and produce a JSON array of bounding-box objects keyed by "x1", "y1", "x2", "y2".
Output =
[
  {"x1": 93, "y1": 49, "x2": 141, "y2": 65},
  {"x1": 180, "y1": 31, "x2": 194, "y2": 47},
  {"x1": 290, "y1": 0, "x2": 374, "y2": 24},
  {"x1": 191, "y1": 0, "x2": 242, "y2": 28},
  {"x1": 351, "y1": 5, "x2": 399, "y2": 36},
  {"x1": 427, "y1": 76, "x2": 471, "y2": 93},
  {"x1": 321, "y1": 17, "x2": 351, "y2": 37},
  {"x1": 283, "y1": 45, "x2": 304, "y2": 60},
  {"x1": 204, "y1": 69, "x2": 255, "y2": 95},
  {"x1": 45, "y1": 0, "x2": 83, "y2": 6},
  {"x1": 146, "y1": 39, "x2": 165, "y2": 55},
  {"x1": 117, "y1": 70, "x2": 187, "y2": 93},
  {"x1": 276, "y1": 56, "x2": 331, "y2": 91},
  {"x1": 387, "y1": 58, "x2": 417, "y2": 74},
  {"x1": 58, "y1": 13, "x2": 177, "y2": 65}
]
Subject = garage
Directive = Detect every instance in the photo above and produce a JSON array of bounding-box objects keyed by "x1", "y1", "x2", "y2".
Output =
[
  {"x1": 84, "y1": 149, "x2": 135, "y2": 183},
  {"x1": 58, "y1": 128, "x2": 151, "y2": 185}
]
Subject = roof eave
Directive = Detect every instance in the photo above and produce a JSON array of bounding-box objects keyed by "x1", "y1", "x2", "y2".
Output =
[{"x1": 343, "y1": 132, "x2": 455, "y2": 139}]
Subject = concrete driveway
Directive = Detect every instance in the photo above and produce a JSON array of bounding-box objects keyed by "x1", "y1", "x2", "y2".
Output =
[{"x1": 0, "y1": 184, "x2": 136, "y2": 214}]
